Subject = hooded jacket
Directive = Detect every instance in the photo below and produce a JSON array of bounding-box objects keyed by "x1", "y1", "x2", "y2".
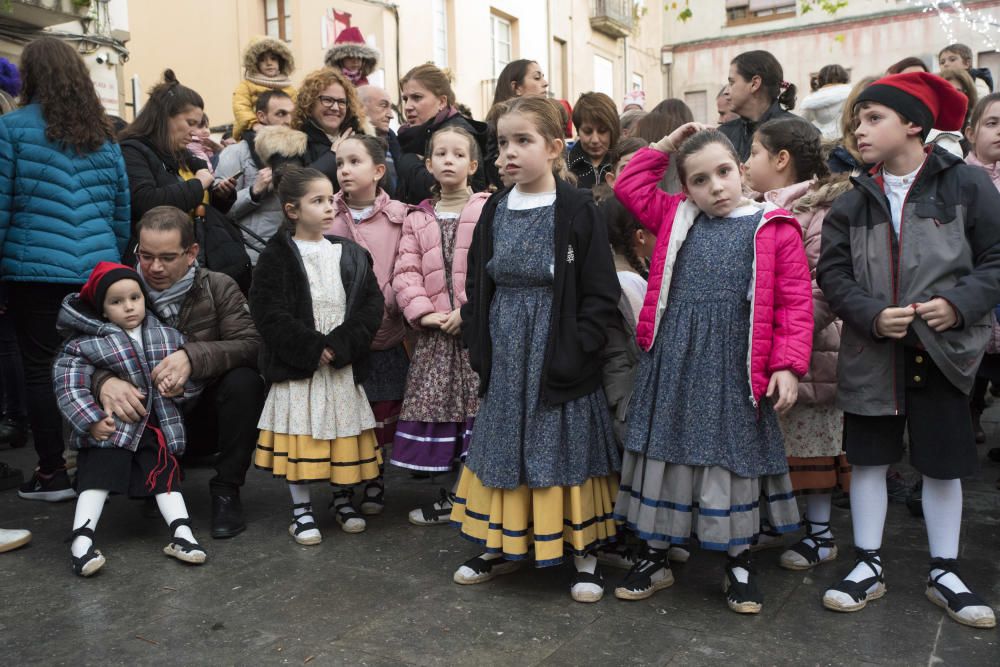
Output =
[
  {"x1": 53, "y1": 295, "x2": 199, "y2": 454},
  {"x1": 215, "y1": 125, "x2": 308, "y2": 263},
  {"x1": 325, "y1": 189, "x2": 408, "y2": 349},
  {"x1": 396, "y1": 110, "x2": 489, "y2": 204},
  {"x1": 0, "y1": 103, "x2": 130, "y2": 284},
  {"x1": 720, "y1": 101, "x2": 798, "y2": 162},
  {"x1": 614, "y1": 147, "x2": 813, "y2": 405},
  {"x1": 323, "y1": 32, "x2": 380, "y2": 85},
  {"x1": 765, "y1": 177, "x2": 852, "y2": 406},
  {"x1": 461, "y1": 180, "x2": 621, "y2": 405},
  {"x1": 249, "y1": 229, "x2": 383, "y2": 384},
  {"x1": 393, "y1": 192, "x2": 488, "y2": 327},
  {"x1": 800, "y1": 83, "x2": 852, "y2": 140},
  {"x1": 232, "y1": 38, "x2": 296, "y2": 141},
  {"x1": 818, "y1": 145, "x2": 1000, "y2": 415}
]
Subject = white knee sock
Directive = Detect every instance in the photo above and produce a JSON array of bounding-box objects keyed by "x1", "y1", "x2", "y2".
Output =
[
  {"x1": 156, "y1": 492, "x2": 196, "y2": 544},
  {"x1": 71, "y1": 489, "x2": 109, "y2": 558},
  {"x1": 803, "y1": 493, "x2": 835, "y2": 559},
  {"x1": 923, "y1": 476, "x2": 968, "y2": 594},
  {"x1": 288, "y1": 484, "x2": 320, "y2": 540},
  {"x1": 727, "y1": 545, "x2": 750, "y2": 584},
  {"x1": 844, "y1": 465, "x2": 888, "y2": 584}
]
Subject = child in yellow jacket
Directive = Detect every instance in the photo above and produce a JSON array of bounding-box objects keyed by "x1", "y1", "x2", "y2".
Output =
[{"x1": 232, "y1": 37, "x2": 296, "y2": 141}]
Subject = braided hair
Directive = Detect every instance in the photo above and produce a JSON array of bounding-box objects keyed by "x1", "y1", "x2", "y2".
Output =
[
  {"x1": 602, "y1": 195, "x2": 648, "y2": 279},
  {"x1": 755, "y1": 117, "x2": 830, "y2": 185}
]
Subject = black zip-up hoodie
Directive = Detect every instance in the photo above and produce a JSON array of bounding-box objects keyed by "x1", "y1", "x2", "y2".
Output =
[
  {"x1": 461, "y1": 178, "x2": 621, "y2": 404},
  {"x1": 249, "y1": 228, "x2": 384, "y2": 384}
]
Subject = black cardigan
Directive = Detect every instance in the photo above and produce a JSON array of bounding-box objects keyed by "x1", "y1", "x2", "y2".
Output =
[
  {"x1": 461, "y1": 178, "x2": 621, "y2": 404},
  {"x1": 249, "y1": 229, "x2": 384, "y2": 384}
]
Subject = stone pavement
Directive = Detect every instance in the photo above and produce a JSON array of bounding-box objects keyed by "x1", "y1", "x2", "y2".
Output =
[{"x1": 2, "y1": 416, "x2": 999, "y2": 666}]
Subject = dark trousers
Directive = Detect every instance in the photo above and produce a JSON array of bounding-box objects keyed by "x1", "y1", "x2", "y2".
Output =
[
  {"x1": 183, "y1": 366, "x2": 266, "y2": 495},
  {"x1": 0, "y1": 285, "x2": 27, "y2": 418},
  {"x1": 8, "y1": 282, "x2": 80, "y2": 472}
]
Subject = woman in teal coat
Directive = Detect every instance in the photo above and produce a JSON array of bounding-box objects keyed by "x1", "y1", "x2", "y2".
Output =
[{"x1": 0, "y1": 36, "x2": 129, "y2": 501}]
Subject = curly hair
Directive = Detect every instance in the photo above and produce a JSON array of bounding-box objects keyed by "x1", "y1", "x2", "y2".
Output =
[
  {"x1": 19, "y1": 36, "x2": 114, "y2": 153},
  {"x1": 292, "y1": 67, "x2": 368, "y2": 136},
  {"x1": 755, "y1": 117, "x2": 830, "y2": 184}
]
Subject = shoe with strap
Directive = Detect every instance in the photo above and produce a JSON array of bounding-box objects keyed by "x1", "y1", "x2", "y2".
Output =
[
  {"x1": 822, "y1": 547, "x2": 886, "y2": 612},
  {"x1": 359, "y1": 479, "x2": 385, "y2": 516},
  {"x1": 330, "y1": 489, "x2": 366, "y2": 533},
  {"x1": 288, "y1": 501, "x2": 322, "y2": 545},
  {"x1": 453, "y1": 554, "x2": 522, "y2": 585},
  {"x1": 724, "y1": 550, "x2": 763, "y2": 614},
  {"x1": 66, "y1": 520, "x2": 105, "y2": 577},
  {"x1": 408, "y1": 488, "x2": 455, "y2": 526},
  {"x1": 779, "y1": 516, "x2": 838, "y2": 570},
  {"x1": 162, "y1": 518, "x2": 207, "y2": 564},
  {"x1": 613, "y1": 544, "x2": 674, "y2": 601},
  {"x1": 925, "y1": 558, "x2": 997, "y2": 629}
]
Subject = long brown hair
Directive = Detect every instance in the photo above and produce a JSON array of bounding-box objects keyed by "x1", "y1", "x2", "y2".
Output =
[
  {"x1": 500, "y1": 96, "x2": 574, "y2": 184},
  {"x1": 119, "y1": 69, "x2": 204, "y2": 160},
  {"x1": 19, "y1": 36, "x2": 114, "y2": 153}
]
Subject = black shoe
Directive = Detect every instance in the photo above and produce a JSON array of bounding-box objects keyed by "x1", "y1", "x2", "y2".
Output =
[
  {"x1": 18, "y1": 468, "x2": 76, "y2": 502},
  {"x1": 0, "y1": 416, "x2": 28, "y2": 448},
  {"x1": 211, "y1": 494, "x2": 246, "y2": 539},
  {"x1": 0, "y1": 461, "x2": 24, "y2": 492}
]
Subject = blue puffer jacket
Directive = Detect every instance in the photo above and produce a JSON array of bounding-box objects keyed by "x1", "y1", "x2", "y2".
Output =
[{"x1": 0, "y1": 103, "x2": 130, "y2": 284}]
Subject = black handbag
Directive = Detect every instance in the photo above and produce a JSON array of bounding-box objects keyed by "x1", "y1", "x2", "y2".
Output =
[{"x1": 193, "y1": 203, "x2": 252, "y2": 294}]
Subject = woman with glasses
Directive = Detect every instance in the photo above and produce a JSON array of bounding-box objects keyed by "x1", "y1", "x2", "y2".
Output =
[
  {"x1": 0, "y1": 37, "x2": 129, "y2": 503},
  {"x1": 291, "y1": 68, "x2": 374, "y2": 190}
]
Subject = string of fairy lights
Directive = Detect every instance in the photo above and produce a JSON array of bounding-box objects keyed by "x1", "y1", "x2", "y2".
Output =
[{"x1": 902, "y1": 0, "x2": 1000, "y2": 51}]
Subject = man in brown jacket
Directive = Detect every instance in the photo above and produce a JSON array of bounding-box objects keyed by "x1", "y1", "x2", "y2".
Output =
[{"x1": 96, "y1": 207, "x2": 265, "y2": 538}]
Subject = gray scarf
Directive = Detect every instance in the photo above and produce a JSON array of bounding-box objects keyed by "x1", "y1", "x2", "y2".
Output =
[{"x1": 143, "y1": 265, "x2": 197, "y2": 327}]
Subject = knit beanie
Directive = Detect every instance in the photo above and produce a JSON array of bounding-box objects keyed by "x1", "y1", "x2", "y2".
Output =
[
  {"x1": 80, "y1": 262, "x2": 145, "y2": 311},
  {"x1": 855, "y1": 71, "x2": 968, "y2": 138}
]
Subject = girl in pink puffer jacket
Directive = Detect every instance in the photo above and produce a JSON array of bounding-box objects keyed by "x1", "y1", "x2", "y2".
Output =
[
  {"x1": 390, "y1": 126, "x2": 488, "y2": 526},
  {"x1": 745, "y1": 116, "x2": 852, "y2": 573},
  {"x1": 610, "y1": 122, "x2": 812, "y2": 614}
]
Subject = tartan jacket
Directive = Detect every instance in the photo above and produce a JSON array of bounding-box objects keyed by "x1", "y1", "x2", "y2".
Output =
[{"x1": 53, "y1": 294, "x2": 201, "y2": 453}]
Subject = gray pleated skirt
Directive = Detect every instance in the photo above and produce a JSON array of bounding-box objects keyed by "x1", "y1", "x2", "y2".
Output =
[{"x1": 613, "y1": 452, "x2": 800, "y2": 551}]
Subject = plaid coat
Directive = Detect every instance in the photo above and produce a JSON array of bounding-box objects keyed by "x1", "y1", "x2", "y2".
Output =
[{"x1": 53, "y1": 294, "x2": 200, "y2": 453}]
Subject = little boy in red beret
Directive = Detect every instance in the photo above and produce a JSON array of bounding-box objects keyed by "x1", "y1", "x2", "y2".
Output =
[
  {"x1": 53, "y1": 262, "x2": 207, "y2": 577},
  {"x1": 818, "y1": 72, "x2": 1000, "y2": 628}
]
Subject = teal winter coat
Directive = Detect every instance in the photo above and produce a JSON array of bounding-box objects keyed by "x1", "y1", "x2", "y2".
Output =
[{"x1": 0, "y1": 103, "x2": 130, "y2": 284}]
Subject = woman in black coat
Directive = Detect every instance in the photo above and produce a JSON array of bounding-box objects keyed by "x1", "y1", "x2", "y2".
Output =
[{"x1": 396, "y1": 64, "x2": 488, "y2": 204}]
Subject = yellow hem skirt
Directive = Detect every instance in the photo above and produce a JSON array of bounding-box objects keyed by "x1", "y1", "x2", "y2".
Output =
[
  {"x1": 450, "y1": 465, "x2": 619, "y2": 567},
  {"x1": 255, "y1": 429, "x2": 382, "y2": 485}
]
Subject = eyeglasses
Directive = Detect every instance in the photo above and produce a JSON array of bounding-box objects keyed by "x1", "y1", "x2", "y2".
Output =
[
  {"x1": 137, "y1": 248, "x2": 190, "y2": 264},
  {"x1": 318, "y1": 96, "x2": 348, "y2": 110}
]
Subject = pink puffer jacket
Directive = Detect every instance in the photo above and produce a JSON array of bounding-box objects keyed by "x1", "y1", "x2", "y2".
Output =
[
  {"x1": 765, "y1": 178, "x2": 852, "y2": 407},
  {"x1": 966, "y1": 152, "x2": 1000, "y2": 191},
  {"x1": 393, "y1": 193, "x2": 489, "y2": 327},
  {"x1": 325, "y1": 190, "x2": 408, "y2": 350},
  {"x1": 614, "y1": 147, "x2": 813, "y2": 404}
]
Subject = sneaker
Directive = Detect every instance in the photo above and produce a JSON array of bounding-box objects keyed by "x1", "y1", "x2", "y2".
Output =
[
  {"x1": 18, "y1": 468, "x2": 76, "y2": 502},
  {"x1": 0, "y1": 461, "x2": 24, "y2": 492},
  {"x1": 0, "y1": 528, "x2": 31, "y2": 553}
]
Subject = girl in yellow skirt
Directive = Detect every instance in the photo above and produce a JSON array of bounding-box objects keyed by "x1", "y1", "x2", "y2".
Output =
[
  {"x1": 249, "y1": 166, "x2": 385, "y2": 545},
  {"x1": 453, "y1": 97, "x2": 622, "y2": 602}
]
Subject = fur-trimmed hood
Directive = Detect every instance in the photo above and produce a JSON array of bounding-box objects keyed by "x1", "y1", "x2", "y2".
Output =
[
  {"x1": 254, "y1": 125, "x2": 308, "y2": 165},
  {"x1": 243, "y1": 37, "x2": 295, "y2": 77},
  {"x1": 324, "y1": 42, "x2": 380, "y2": 77},
  {"x1": 764, "y1": 173, "x2": 853, "y2": 215}
]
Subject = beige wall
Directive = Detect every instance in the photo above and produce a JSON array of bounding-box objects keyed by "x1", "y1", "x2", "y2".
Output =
[
  {"x1": 123, "y1": 0, "x2": 666, "y2": 130},
  {"x1": 662, "y1": 0, "x2": 1000, "y2": 123}
]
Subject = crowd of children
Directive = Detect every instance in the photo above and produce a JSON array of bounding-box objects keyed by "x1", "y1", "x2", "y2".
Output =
[{"x1": 3, "y1": 30, "x2": 1000, "y2": 632}]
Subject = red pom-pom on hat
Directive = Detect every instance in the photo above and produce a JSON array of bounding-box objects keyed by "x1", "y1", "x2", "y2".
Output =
[{"x1": 856, "y1": 71, "x2": 968, "y2": 134}]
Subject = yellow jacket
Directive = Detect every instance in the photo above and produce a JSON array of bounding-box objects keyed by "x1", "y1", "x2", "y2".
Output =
[{"x1": 231, "y1": 80, "x2": 297, "y2": 141}]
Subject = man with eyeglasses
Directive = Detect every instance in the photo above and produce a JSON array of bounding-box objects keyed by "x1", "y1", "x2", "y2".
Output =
[
  {"x1": 215, "y1": 90, "x2": 295, "y2": 264},
  {"x1": 93, "y1": 206, "x2": 264, "y2": 539},
  {"x1": 357, "y1": 85, "x2": 401, "y2": 196}
]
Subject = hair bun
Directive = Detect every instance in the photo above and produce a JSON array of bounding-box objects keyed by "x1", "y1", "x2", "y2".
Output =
[
  {"x1": 163, "y1": 69, "x2": 179, "y2": 84},
  {"x1": 439, "y1": 67, "x2": 455, "y2": 84}
]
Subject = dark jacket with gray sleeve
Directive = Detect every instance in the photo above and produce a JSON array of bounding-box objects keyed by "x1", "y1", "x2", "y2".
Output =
[{"x1": 817, "y1": 146, "x2": 1000, "y2": 415}]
